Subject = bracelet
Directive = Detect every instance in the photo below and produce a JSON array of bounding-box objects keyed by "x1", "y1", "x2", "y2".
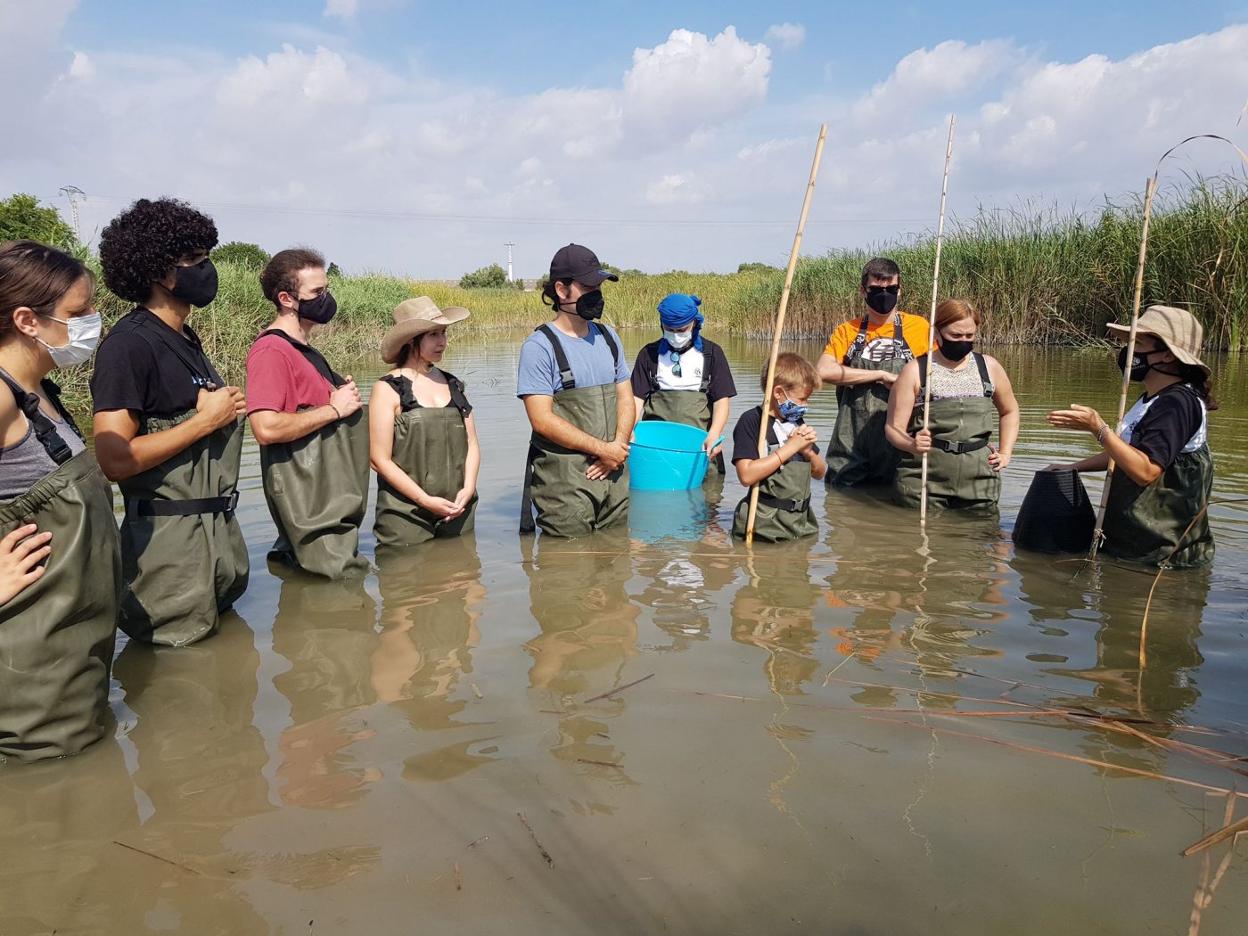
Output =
[
  {"x1": 328, "y1": 401, "x2": 342, "y2": 419},
  {"x1": 1096, "y1": 423, "x2": 1111, "y2": 445}
]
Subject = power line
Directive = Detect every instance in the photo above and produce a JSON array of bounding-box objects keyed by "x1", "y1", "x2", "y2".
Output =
[{"x1": 66, "y1": 193, "x2": 930, "y2": 228}]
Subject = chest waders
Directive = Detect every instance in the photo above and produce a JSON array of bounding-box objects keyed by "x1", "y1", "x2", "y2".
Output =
[
  {"x1": 731, "y1": 412, "x2": 819, "y2": 542},
  {"x1": 641, "y1": 356, "x2": 726, "y2": 475},
  {"x1": 1102, "y1": 388, "x2": 1214, "y2": 568},
  {"x1": 118, "y1": 318, "x2": 248, "y2": 646},
  {"x1": 0, "y1": 374, "x2": 120, "y2": 762},
  {"x1": 374, "y1": 370, "x2": 476, "y2": 548},
  {"x1": 256, "y1": 331, "x2": 369, "y2": 578},
  {"x1": 826, "y1": 314, "x2": 913, "y2": 487},
  {"x1": 894, "y1": 353, "x2": 1000, "y2": 510},
  {"x1": 520, "y1": 323, "x2": 629, "y2": 537}
]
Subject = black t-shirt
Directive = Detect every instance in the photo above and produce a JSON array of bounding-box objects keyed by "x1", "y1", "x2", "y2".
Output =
[
  {"x1": 91, "y1": 307, "x2": 223, "y2": 416},
  {"x1": 731, "y1": 405, "x2": 819, "y2": 462},
  {"x1": 1129, "y1": 383, "x2": 1205, "y2": 470},
  {"x1": 630, "y1": 338, "x2": 737, "y2": 402}
]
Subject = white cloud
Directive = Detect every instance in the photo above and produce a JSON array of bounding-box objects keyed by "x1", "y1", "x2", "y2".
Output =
[
  {"x1": 765, "y1": 23, "x2": 806, "y2": 51},
  {"x1": 4, "y1": 8, "x2": 1248, "y2": 278},
  {"x1": 324, "y1": 0, "x2": 358, "y2": 19}
]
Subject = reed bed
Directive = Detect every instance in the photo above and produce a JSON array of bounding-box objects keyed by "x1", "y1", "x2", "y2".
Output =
[{"x1": 57, "y1": 174, "x2": 1248, "y2": 411}]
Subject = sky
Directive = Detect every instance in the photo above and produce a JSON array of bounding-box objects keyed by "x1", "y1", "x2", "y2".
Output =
[{"x1": 3, "y1": 0, "x2": 1248, "y2": 278}]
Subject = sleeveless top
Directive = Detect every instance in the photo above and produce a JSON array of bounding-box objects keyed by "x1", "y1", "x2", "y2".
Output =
[
  {"x1": 927, "y1": 353, "x2": 994, "y2": 400},
  {"x1": 0, "y1": 367, "x2": 86, "y2": 499}
]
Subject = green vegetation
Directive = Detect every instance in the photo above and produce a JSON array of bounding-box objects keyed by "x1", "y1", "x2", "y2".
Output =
[
  {"x1": 458, "y1": 263, "x2": 522, "y2": 290},
  {"x1": 211, "y1": 241, "x2": 270, "y2": 270},
  {"x1": 19, "y1": 175, "x2": 1248, "y2": 413},
  {"x1": 0, "y1": 193, "x2": 78, "y2": 250}
]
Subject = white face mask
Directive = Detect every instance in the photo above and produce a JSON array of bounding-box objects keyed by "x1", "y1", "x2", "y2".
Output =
[
  {"x1": 37, "y1": 312, "x2": 102, "y2": 368},
  {"x1": 663, "y1": 329, "x2": 692, "y2": 350}
]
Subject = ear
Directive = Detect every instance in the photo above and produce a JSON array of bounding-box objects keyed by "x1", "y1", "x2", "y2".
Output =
[
  {"x1": 10, "y1": 306, "x2": 40, "y2": 339},
  {"x1": 277, "y1": 289, "x2": 299, "y2": 312}
]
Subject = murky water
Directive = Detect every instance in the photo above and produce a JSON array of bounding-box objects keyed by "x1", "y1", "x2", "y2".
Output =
[{"x1": 3, "y1": 334, "x2": 1247, "y2": 935}]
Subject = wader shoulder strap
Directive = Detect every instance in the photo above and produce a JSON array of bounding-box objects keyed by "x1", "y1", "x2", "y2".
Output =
[
  {"x1": 592, "y1": 322, "x2": 621, "y2": 370},
  {"x1": 893, "y1": 313, "x2": 914, "y2": 361},
  {"x1": 135, "y1": 314, "x2": 223, "y2": 388},
  {"x1": 258, "y1": 329, "x2": 344, "y2": 387},
  {"x1": 40, "y1": 379, "x2": 84, "y2": 438},
  {"x1": 440, "y1": 370, "x2": 473, "y2": 417},
  {"x1": 0, "y1": 372, "x2": 74, "y2": 465},
  {"x1": 519, "y1": 443, "x2": 540, "y2": 535},
  {"x1": 537, "y1": 324, "x2": 576, "y2": 391},
  {"x1": 917, "y1": 354, "x2": 929, "y2": 400},
  {"x1": 699, "y1": 345, "x2": 712, "y2": 394},
  {"x1": 843, "y1": 317, "x2": 870, "y2": 365},
  {"x1": 973, "y1": 352, "x2": 993, "y2": 397},
  {"x1": 380, "y1": 374, "x2": 418, "y2": 411}
]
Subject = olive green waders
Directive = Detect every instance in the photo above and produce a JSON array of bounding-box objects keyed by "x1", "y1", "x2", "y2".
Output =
[
  {"x1": 0, "y1": 374, "x2": 120, "y2": 762},
  {"x1": 374, "y1": 371, "x2": 477, "y2": 548},
  {"x1": 113, "y1": 316, "x2": 248, "y2": 645},
  {"x1": 256, "y1": 331, "x2": 369, "y2": 578},
  {"x1": 1103, "y1": 444, "x2": 1214, "y2": 568},
  {"x1": 826, "y1": 314, "x2": 913, "y2": 487},
  {"x1": 640, "y1": 369, "x2": 726, "y2": 475},
  {"x1": 732, "y1": 411, "x2": 818, "y2": 542},
  {"x1": 894, "y1": 353, "x2": 1001, "y2": 510},
  {"x1": 520, "y1": 323, "x2": 629, "y2": 537}
]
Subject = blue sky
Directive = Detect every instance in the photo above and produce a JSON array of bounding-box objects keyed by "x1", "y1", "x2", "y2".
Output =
[{"x1": 7, "y1": 1, "x2": 1248, "y2": 276}]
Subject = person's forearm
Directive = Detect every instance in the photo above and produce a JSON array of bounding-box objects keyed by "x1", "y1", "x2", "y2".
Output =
[
  {"x1": 464, "y1": 439, "x2": 481, "y2": 491},
  {"x1": 633, "y1": 397, "x2": 644, "y2": 426},
  {"x1": 735, "y1": 455, "x2": 781, "y2": 487},
  {"x1": 531, "y1": 410, "x2": 608, "y2": 457},
  {"x1": 614, "y1": 384, "x2": 636, "y2": 444},
  {"x1": 820, "y1": 357, "x2": 886, "y2": 387},
  {"x1": 372, "y1": 454, "x2": 430, "y2": 505},
  {"x1": 250, "y1": 405, "x2": 338, "y2": 445},
  {"x1": 708, "y1": 399, "x2": 730, "y2": 442},
  {"x1": 95, "y1": 414, "x2": 215, "y2": 482},
  {"x1": 998, "y1": 409, "x2": 1019, "y2": 458},
  {"x1": 807, "y1": 451, "x2": 827, "y2": 481},
  {"x1": 1070, "y1": 451, "x2": 1112, "y2": 472},
  {"x1": 884, "y1": 422, "x2": 918, "y2": 454},
  {"x1": 1101, "y1": 429, "x2": 1161, "y2": 485}
]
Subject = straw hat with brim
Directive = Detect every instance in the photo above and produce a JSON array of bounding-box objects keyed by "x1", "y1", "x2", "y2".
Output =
[
  {"x1": 381, "y1": 296, "x2": 470, "y2": 364},
  {"x1": 1105, "y1": 304, "x2": 1209, "y2": 377}
]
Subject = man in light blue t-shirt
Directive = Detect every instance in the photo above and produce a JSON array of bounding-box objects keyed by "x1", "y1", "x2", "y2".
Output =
[{"x1": 517, "y1": 243, "x2": 634, "y2": 537}]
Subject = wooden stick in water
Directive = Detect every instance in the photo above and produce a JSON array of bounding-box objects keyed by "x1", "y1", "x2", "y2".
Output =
[
  {"x1": 919, "y1": 114, "x2": 957, "y2": 528},
  {"x1": 1089, "y1": 175, "x2": 1159, "y2": 557},
  {"x1": 745, "y1": 123, "x2": 827, "y2": 544}
]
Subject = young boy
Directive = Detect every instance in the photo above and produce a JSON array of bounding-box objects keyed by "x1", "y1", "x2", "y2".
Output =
[{"x1": 731, "y1": 352, "x2": 826, "y2": 541}]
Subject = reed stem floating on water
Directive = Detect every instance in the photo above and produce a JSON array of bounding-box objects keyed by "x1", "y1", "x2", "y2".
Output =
[
  {"x1": 745, "y1": 123, "x2": 827, "y2": 544},
  {"x1": 919, "y1": 114, "x2": 957, "y2": 528}
]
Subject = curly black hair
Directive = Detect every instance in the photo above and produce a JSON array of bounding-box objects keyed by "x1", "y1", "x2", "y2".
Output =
[{"x1": 99, "y1": 197, "x2": 219, "y2": 303}]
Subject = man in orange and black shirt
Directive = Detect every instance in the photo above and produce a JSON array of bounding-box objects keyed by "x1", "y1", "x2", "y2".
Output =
[{"x1": 817, "y1": 257, "x2": 930, "y2": 487}]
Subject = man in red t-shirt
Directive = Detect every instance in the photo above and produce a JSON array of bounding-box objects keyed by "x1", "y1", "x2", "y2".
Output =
[{"x1": 245, "y1": 248, "x2": 369, "y2": 578}]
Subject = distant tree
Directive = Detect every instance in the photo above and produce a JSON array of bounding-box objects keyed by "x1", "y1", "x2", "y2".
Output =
[
  {"x1": 0, "y1": 194, "x2": 77, "y2": 249},
  {"x1": 620, "y1": 268, "x2": 645, "y2": 278},
  {"x1": 738, "y1": 262, "x2": 781, "y2": 274},
  {"x1": 459, "y1": 263, "x2": 509, "y2": 289},
  {"x1": 327, "y1": 261, "x2": 342, "y2": 277},
  {"x1": 212, "y1": 241, "x2": 271, "y2": 269}
]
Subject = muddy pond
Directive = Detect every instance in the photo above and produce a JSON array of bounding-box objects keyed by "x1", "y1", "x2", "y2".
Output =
[{"x1": 3, "y1": 334, "x2": 1247, "y2": 935}]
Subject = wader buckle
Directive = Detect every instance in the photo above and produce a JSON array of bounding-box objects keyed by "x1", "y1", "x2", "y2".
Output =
[
  {"x1": 757, "y1": 493, "x2": 811, "y2": 513},
  {"x1": 931, "y1": 438, "x2": 989, "y2": 455}
]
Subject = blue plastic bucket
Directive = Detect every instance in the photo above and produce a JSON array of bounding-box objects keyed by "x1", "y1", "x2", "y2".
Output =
[
  {"x1": 629, "y1": 420, "x2": 710, "y2": 491},
  {"x1": 629, "y1": 489, "x2": 712, "y2": 543}
]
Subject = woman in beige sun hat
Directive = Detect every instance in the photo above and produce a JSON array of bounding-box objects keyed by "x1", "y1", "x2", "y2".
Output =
[
  {"x1": 369, "y1": 296, "x2": 480, "y2": 548},
  {"x1": 1046, "y1": 305, "x2": 1216, "y2": 567}
]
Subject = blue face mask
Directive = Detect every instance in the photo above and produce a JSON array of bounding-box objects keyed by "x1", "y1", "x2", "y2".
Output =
[{"x1": 778, "y1": 397, "x2": 807, "y2": 423}]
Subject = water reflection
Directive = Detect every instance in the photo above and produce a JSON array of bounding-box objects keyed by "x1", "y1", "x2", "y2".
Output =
[
  {"x1": 730, "y1": 547, "x2": 823, "y2": 695},
  {"x1": 270, "y1": 571, "x2": 381, "y2": 808}
]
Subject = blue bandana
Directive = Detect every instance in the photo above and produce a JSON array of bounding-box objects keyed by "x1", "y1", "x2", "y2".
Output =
[{"x1": 657, "y1": 293, "x2": 703, "y2": 354}]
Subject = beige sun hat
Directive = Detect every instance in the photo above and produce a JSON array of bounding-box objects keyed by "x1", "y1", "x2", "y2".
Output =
[
  {"x1": 381, "y1": 296, "x2": 470, "y2": 363},
  {"x1": 1106, "y1": 305, "x2": 1209, "y2": 376}
]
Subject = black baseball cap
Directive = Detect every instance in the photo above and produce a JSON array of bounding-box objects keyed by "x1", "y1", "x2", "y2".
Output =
[{"x1": 548, "y1": 243, "x2": 619, "y2": 287}]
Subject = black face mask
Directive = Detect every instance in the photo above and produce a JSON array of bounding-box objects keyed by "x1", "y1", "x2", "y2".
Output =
[
  {"x1": 297, "y1": 291, "x2": 337, "y2": 325},
  {"x1": 573, "y1": 289, "x2": 605, "y2": 321},
  {"x1": 1117, "y1": 346, "x2": 1163, "y2": 382},
  {"x1": 169, "y1": 258, "x2": 219, "y2": 308},
  {"x1": 940, "y1": 338, "x2": 974, "y2": 362},
  {"x1": 865, "y1": 288, "x2": 898, "y2": 316}
]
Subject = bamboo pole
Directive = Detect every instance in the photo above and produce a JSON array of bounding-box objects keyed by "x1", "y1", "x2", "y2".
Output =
[
  {"x1": 1089, "y1": 175, "x2": 1159, "y2": 558},
  {"x1": 744, "y1": 124, "x2": 827, "y2": 544},
  {"x1": 919, "y1": 114, "x2": 957, "y2": 528}
]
